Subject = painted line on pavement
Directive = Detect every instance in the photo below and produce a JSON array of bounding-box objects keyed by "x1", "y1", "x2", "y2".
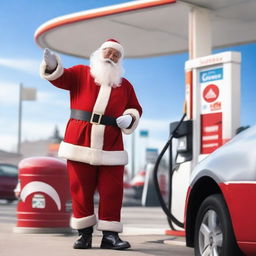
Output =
[{"x1": 164, "y1": 240, "x2": 186, "y2": 246}]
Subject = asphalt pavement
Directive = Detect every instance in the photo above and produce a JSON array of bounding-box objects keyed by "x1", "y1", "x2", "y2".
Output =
[{"x1": 0, "y1": 200, "x2": 194, "y2": 256}]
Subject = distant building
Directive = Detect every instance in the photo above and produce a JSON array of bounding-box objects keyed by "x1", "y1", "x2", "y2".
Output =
[
  {"x1": 0, "y1": 150, "x2": 22, "y2": 165},
  {"x1": 0, "y1": 126, "x2": 63, "y2": 166}
]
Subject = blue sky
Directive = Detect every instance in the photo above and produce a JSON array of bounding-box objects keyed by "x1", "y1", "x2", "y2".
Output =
[{"x1": 1, "y1": 0, "x2": 256, "y2": 168}]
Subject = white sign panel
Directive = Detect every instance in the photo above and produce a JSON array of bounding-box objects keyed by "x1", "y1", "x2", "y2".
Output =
[
  {"x1": 22, "y1": 87, "x2": 37, "y2": 101},
  {"x1": 200, "y1": 66, "x2": 223, "y2": 114}
]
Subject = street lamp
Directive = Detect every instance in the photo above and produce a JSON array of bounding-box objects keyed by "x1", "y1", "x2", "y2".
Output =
[{"x1": 17, "y1": 83, "x2": 37, "y2": 154}]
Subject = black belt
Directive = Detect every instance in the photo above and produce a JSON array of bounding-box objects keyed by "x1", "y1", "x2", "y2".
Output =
[{"x1": 70, "y1": 109, "x2": 118, "y2": 127}]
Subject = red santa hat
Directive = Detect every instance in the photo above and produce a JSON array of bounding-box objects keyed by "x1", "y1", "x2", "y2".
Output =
[{"x1": 100, "y1": 39, "x2": 124, "y2": 57}]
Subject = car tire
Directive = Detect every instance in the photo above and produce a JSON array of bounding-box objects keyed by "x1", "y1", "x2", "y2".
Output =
[{"x1": 194, "y1": 194, "x2": 244, "y2": 256}]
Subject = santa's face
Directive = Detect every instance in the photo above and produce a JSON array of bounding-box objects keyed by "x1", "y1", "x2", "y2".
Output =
[
  {"x1": 102, "y1": 47, "x2": 121, "y2": 64},
  {"x1": 90, "y1": 48, "x2": 124, "y2": 87}
]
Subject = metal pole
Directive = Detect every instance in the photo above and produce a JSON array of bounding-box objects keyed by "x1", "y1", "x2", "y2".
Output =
[
  {"x1": 131, "y1": 132, "x2": 135, "y2": 178},
  {"x1": 17, "y1": 83, "x2": 22, "y2": 154}
]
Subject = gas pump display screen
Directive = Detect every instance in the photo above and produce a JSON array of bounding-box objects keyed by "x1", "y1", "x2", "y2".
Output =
[{"x1": 200, "y1": 67, "x2": 223, "y2": 154}]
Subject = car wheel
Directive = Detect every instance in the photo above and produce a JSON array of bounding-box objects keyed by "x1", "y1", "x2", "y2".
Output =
[{"x1": 194, "y1": 194, "x2": 244, "y2": 256}]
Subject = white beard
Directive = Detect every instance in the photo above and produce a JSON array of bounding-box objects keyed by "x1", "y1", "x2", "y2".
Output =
[{"x1": 90, "y1": 49, "x2": 124, "y2": 87}]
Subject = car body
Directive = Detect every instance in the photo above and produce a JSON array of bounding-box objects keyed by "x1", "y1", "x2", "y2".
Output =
[
  {"x1": 131, "y1": 161, "x2": 168, "y2": 201},
  {"x1": 0, "y1": 163, "x2": 18, "y2": 202},
  {"x1": 130, "y1": 170, "x2": 146, "y2": 199},
  {"x1": 185, "y1": 125, "x2": 256, "y2": 256}
]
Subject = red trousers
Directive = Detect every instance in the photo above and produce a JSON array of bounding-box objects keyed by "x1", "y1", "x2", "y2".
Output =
[{"x1": 67, "y1": 160, "x2": 124, "y2": 231}]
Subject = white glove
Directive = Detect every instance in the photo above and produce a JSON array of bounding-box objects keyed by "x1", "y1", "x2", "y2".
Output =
[
  {"x1": 116, "y1": 115, "x2": 133, "y2": 129},
  {"x1": 43, "y1": 48, "x2": 57, "y2": 71}
]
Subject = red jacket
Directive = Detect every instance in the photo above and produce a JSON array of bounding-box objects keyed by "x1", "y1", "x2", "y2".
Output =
[{"x1": 40, "y1": 58, "x2": 142, "y2": 166}]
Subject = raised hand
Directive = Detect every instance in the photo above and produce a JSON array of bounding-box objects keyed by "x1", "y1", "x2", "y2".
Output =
[{"x1": 43, "y1": 48, "x2": 57, "y2": 71}]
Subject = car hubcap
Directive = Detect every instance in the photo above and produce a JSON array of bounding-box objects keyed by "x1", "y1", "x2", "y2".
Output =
[{"x1": 198, "y1": 209, "x2": 223, "y2": 256}]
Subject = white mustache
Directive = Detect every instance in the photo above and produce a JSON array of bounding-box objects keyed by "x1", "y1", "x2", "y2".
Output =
[{"x1": 104, "y1": 58, "x2": 116, "y2": 66}]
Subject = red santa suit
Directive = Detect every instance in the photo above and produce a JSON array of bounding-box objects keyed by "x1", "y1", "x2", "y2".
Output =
[{"x1": 40, "y1": 53, "x2": 142, "y2": 233}]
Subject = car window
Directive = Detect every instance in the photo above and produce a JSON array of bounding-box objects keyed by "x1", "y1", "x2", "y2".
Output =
[{"x1": 0, "y1": 165, "x2": 18, "y2": 177}]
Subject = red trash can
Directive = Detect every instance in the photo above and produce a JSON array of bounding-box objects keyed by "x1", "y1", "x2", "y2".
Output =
[{"x1": 13, "y1": 157, "x2": 72, "y2": 233}]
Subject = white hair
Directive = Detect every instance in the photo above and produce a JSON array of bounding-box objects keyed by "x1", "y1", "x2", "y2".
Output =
[{"x1": 90, "y1": 48, "x2": 124, "y2": 88}]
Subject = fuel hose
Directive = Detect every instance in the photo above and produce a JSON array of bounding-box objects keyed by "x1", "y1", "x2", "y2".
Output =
[{"x1": 153, "y1": 113, "x2": 187, "y2": 228}]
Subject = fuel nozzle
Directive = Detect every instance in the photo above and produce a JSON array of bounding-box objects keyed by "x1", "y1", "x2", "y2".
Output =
[{"x1": 183, "y1": 101, "x2": 187, "y2": 115}]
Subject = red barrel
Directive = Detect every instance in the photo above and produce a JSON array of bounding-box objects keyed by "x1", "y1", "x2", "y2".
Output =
[{"x1": 14, "y1": 157, "x2": 72, "y2": 233}]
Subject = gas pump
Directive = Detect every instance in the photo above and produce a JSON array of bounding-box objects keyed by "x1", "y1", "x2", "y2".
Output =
[{"x1": 154, "y1": 51, "x2": 241, "y2": 231}]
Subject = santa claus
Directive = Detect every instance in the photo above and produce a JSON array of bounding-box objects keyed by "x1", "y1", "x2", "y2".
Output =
[{"x1": 40, "y1": 39, "x2": 142, "y2": 250}]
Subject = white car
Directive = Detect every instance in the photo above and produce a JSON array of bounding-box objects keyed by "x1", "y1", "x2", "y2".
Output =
[{"x1": 185, "y1": 125, "x2": 256, "y2": 255}]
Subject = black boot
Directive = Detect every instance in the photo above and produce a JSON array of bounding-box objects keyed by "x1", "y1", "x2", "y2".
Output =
[
  {"x1": 100, "y1": 231, "x2": 130, "y2": 250},
  {"x1": 73, "y1": 226, "x2": 93, "y2": 249}
]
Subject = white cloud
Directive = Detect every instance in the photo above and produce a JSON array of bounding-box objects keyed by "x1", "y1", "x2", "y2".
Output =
[
  {"x1": 37, "y1": 91, "x2": 69, "y2": 107},
  {"x1": 0, "y1": 135, "x2": 18, "y2": 152},
  {"x1": 22, "y1": 120, "x2": 66, "y2": 141},
  {"x1": 137, "y1": 117, "x2": 181, "y2": 142},
  {"x1": 0, "y1": 119, "x2": 66, "y2": 152},
  {"x1": 0, "y1": 83, "x2": 69, "y2": 152},
  {"x1": 139, "y1": 118, "x2": 169, "y2": 132},
  {"x1": 0, "y1": 81, "x2": 61, "y2": 106},
  {"x1": 0, "y1": 81, "x2": 19, "y2": 104},
  {"x1": 138, "y1": 116, "x2": 181, "y2": 132},
  {"x1": 0, "y1": 58, "x2": 40, "y2": 75}
]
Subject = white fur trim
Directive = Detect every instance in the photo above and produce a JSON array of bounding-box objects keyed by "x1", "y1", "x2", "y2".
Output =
[
  {"x1": 70, "y1": 214, "x2": 96, "y2": 229},
  {"x1": 93, "y1": 83, "x2": 112, "y2": 113},
  {"x1": 97, "y1": 220, "x2": 123, "y2": 233},
  {"x1": 90, "y1": 84, "x2": 112, "y2": 149},
  {"x1": 121, "y1": 108, "x2": 140, "y2": 135},
  {"x1": 90, "y1": 125, "x2": 105, "y2": 149},
  {"x1": 58, "y1": 141, "x2": 128, "y2": 166},
  {"x1": 40, "y1": 54, "x2": 64, "y2": 81},
  {"x1": 100, "y1": 41, "x2": 124, "y2": 57}
]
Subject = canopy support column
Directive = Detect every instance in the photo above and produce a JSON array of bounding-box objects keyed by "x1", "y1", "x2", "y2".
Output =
[{"x1": 189, "y1": 6, "x2": 212, "y2": 59}]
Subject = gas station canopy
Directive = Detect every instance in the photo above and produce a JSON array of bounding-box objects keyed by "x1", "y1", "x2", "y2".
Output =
[{"x1": 35, "y1": 0, "x2": 256, "y2": 58}]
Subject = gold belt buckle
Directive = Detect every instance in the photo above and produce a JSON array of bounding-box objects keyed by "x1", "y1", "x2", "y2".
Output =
[{"x1": 90, "y1": 112, "x2": 102, "y2": 125}]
